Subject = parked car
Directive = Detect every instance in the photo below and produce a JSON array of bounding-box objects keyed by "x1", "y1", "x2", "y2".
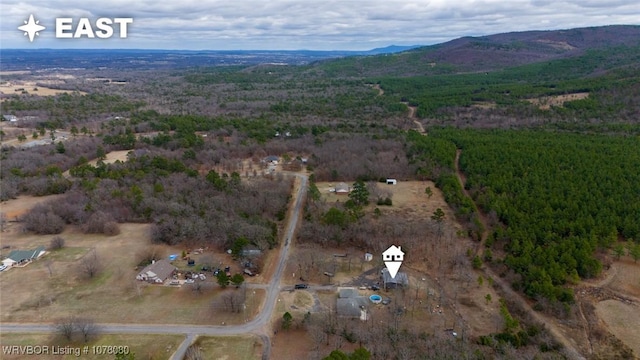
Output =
[
  {"x1": 371, "y1": 285, "x2": 380, "y2": 291},
  {"x1": 0, "y1": 265, "x2": 7, "y2": 272},
  {"x1": 294, "y1": 284, "x2": 308, "y2": 289},
  {"x1": 185, "y1": 279, "x2": 195, "y2": 284}
]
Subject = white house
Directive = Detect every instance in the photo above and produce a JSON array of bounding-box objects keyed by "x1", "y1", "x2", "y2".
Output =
[{"x1": 382, "y1": 245, "x2": 404, "y2": 262}]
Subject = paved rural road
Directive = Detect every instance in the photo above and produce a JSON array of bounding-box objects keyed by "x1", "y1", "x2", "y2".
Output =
[{"x1": 0, "y1": 173, "x2": 308, "y2": 360}]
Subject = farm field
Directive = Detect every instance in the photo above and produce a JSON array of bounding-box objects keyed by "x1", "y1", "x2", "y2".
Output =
[{"x1": 0, "y1": 81, "x2": 86, "y2": 98}]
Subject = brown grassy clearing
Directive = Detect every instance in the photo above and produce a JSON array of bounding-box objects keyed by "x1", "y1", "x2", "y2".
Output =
[
  {"x1": 595, "y1": 299, "x2": 640, "y2": 357},
  {"x1": 316, "y1": 180, "x2": 454, "y2": 222},
  {"x1": 0, "y1": 82, "x2": 86, "y2": 98},
  {"x1": 606, "y1": 259, "x2": 640, "y2": 298},
  {"x1": 0, "y1": 333, "x2": 183, "y2": 360},
  {"x1": 192, "y1": 335, "x2": 263, "y2": 360},
  {"x1": 471, "y1": 101, "x2": 497, "y2": 109},
  {"x1": 1, "y1": 194, "x2": 65, "y2": 220},
  {"x1": 526, "y1": 92, "x2": 589, "y2": 110}
]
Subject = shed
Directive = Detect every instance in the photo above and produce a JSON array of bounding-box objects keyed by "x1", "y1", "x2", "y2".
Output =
[{"x1": 335, "y1": 182, "x2": 350, "y2": 195}]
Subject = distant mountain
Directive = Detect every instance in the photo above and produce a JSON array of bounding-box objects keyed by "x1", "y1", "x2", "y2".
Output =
[
  {"x1": 312, "y1": 25, "x2": 640, "y2": 77},
  {"x1": 0, "y1": 45, "x2": 421, "y2": 71},
  {"x1": 364, "y1": 45, "x2": 423, "y2": 55}
]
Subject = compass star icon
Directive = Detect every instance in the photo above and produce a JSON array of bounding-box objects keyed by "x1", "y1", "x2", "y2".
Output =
[{"x1": 18, "y1": 14, "x2": 46, "y2": 42}]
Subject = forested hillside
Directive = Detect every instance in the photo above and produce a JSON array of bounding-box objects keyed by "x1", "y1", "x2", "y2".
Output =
[
  {"x1": 312, "y1": 25, "x2": 640, "y2": 77},
  {"x1": 376, "y1": 45, "x2": 640, "y2": 122}
]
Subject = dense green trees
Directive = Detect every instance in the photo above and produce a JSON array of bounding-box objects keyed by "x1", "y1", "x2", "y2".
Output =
[
  {"x1": 409, "y1": 128, "x2": 640, "y2": 302},
  {"x1": 376, "y1": 45, "x2": 640, "y2": 119}
]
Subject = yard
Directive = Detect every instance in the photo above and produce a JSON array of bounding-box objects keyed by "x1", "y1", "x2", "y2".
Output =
[{"x1": 0, "y1": 217, "x2": 264, "y2": 325}]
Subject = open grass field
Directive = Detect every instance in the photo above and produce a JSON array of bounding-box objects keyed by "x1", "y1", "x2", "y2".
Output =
[
  {"x1": 0, "y1": 333, "x2": 183, "y2": 360},
  {"x1": 0, "y1": 81, "x2": 86, "y2": 98},
  {"x1": 1, "y1": 194, "x2": 65, "y2": 220},
  {"x1": 192, "y1": 335, "x2": 262, "y2": 360},
  {"x1": 315, "y1": 180, "x2": 454, "y2": 221}
]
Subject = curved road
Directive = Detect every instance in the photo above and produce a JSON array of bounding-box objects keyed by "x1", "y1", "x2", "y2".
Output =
[{"x1": 0, "y1": 173, "x2": 308, "y2": 360}]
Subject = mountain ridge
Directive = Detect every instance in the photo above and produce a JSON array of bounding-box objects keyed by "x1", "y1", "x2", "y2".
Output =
[{"x1": 313, "y1": 25, "x2": 640, "y2": 76}]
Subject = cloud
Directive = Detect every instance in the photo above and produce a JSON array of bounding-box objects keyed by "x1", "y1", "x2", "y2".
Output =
[{"x1": 1, "y1": 0, "x2": 638, "y2": 49}]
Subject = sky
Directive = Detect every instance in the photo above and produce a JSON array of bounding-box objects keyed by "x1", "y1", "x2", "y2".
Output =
[{"x1": 1, "y1": 0, "x2": 639, "y2": 50}]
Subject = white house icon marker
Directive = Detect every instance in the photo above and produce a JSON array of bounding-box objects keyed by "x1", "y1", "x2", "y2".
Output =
[{"x1": 382, "y1": 245, "x2": 404, "y2": 279}]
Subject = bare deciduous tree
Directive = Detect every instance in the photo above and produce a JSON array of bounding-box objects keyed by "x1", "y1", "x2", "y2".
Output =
[
  {"x1": 213, "y1": 290, "x2": 246, "y2": 314},
  {"x1": 75, "y1": 317, "x2": 99, "y2": 343},
  {"x1": 55, "y1": 317, "x2": 76, "y2": 342},
  {"x1": 80, "y1": 249, "x2": 101, "y2": 279},
  {"x1": 49, "y1": 236, "x2": 65, "y2": 250}
]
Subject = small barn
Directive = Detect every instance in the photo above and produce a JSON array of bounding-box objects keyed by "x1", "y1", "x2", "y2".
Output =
[
  {"x1": 136, "y1": 259, "x2": 177, "y2": 284},
  {"x1": 335, "y1": 182, "x2": 350, "y2": 195}
]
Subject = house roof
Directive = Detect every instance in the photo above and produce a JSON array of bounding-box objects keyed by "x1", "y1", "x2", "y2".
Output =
[
  {"x1": 5, "y1": 246, "x2": 45, "y2": 263},
  {"x1": 335, "y1": 182, "x2": 349, "y2": 192},
  {"x1": 3, "y1": 115, "x2": 17, "y2": 121},
  {"x1": 139, "y1": 260, "x2": 176, "y2": 281},
  {"x1": 382, "y1": 245, "x2": 404, "y2": 256},
  {"x1": 381, "y1": 268, "x2": 409, "y2": 285},
  {"x1": 264, "y1": 155, "x2": 279, "y2": 162},
  {"x1": 337, "y1": 297, "x2": 368, "y2": 317},
  {"x1": 338, "y1": 287, "x2": 360, "y2": 298}
]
